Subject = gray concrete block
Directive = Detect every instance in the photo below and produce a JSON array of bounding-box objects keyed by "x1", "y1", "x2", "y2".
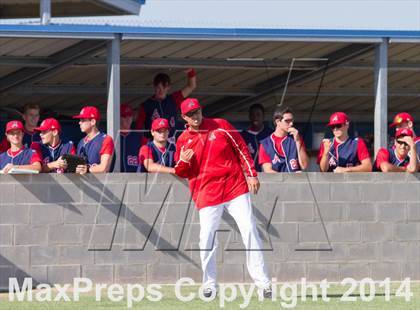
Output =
[
  {"x1": 217, "y1": 264, "x2": 244, "y2": 283},
  {"x1": 307, "y1": 263, "x2": 340, "y2": 281},
  {"x1": 317, "y1": 244, "x2": 348, "y2": 261},
  {"x1": 85, "y1": 224, "x2": 115, "y2": 250},
  {"x1": 407, "y1": 203, "x2": 420, "y2": 222},
  {"x1": 268, "y1": 223, "x2": 298, "y2": 243},
  {"x1": 339, "y1": 263, "x2": 370, "y2": 280},
  {"x1": 299, "y1": 223, "x2": 330, "y2": 243},
  {"x1": 82, "y1": 265, "x2": 114, "y2": 283},
  {"x1": 402, "y1": 262, "x2": 420, "y2": 280},
  {"x1": 31, "y1": 205, "x2": 63, "y2": 225},
  {"x1": 30, "y1": 246, "x2": 59, "y2": 265},
  {"x1": 115, "y1": 264, "x2": 147, "y2": 283},
  {"x1": 147, "y1": 264, "x2": 179, "y2": 283},
  {"x1": 274, "y1": 262, "x2": 306, "y2": 281},
  {"x1": 15, "y1": 183, "x2": 49, "y2": 204},
  {"x1": 361, "y1": 223, "x2": 393, "y2": 242},
  {"x1": 47, "y1": 265, "x2": 81, "y2": 285},
  {"x1": 139, "y1": 183, "x2": 172, "y2": 203},
  {"x1": 330, "y1": 183, "x2": 361, "y2": 202},
  {"x1": 48, "y1": 225, "x2": 82, "y2": 245},
  {"x1": 316, "y1": 202, "x2": 346, "y2": 221},
  {"x1": 48, "y1": 184, "x2": 82, "y2": 204},
  {"x1": 124, "y1": 183, "x2": 141, "y2": 204},
  {"x1": 381, "y1": 242, "x2": 407, "y2": 261},
  {"x1": 96, "y1": 204, "x2": 120, "y2": 224},
  {"x1": 407, "y1": 241, "x2": 420, "y2": 260},
  {"x1": 326, "y1": 223, "x2": 360, "y2": 242},
  {"x1": 64, "y1": 205, "x2": 98, "y2": 224},
  {"x1": 179, "y1": 264, "x2": 202, "y2": 282},
  {"x1": 284, "y1": 244, "x2": 319, "y2": 262},
  {"x1": 347, "y1": 243, "x2": 380, "y2": 261},
  {"x1": 377, "y1": 202, "x2": 406, "y2": 222},
  {"x1": 0, "y1": 266, "x2": 15, "y2": 289},
  {"x1": 0, "y1": 184, "x2": 15, "y2": 204},
  {"x1": 361, "y1": 184, "x2": 392, "y2": 202},
  {"x1": 59, "y1": 246, "x2": 94, "y2": 264},
  {"x1": 394, "y1": 223, "x2": 420, "y2": 241},
  {"x1": 125, "y1": 246, "x2": 158, "y2": 264},
  {"x1": 390, "y1": 183, "x2": 420, "y2": 201},
  {"x1": 0, "y1": 246, "x2": 30, "y2": 266},
  {"x1": 0, "y1": 225, "x2": 13, "y2": 245},
  {"x1": 370, "y1": 262, "x2": 402, "y2": 280},
  {"x1": 93, "y1": 246, "x2": 128, "y2": 264},
  {"x1": 284, "y1": 202, "x2": 314, "y2": 222},
  {"x1": 346, "y1": 203, "x2": 376, "y2": 221},
  {"x1": 15, "y1": 226, "x2": 48, "y2": 246},
  {"x1": 16, "y1": 265, "x2": 48, "y2": 286},
  {"x1": 0, "y1": 205, "x2": 30, "y2": 224}
]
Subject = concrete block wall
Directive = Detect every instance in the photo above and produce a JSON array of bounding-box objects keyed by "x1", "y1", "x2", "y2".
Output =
[{"x1": 0, "y1": 173, "x2": 419, "y2": 288}]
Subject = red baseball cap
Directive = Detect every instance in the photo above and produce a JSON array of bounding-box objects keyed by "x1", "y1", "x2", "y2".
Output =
[
  {"x1": 73, "y1": 106, "x2": 100, "y2": 120},
  {"x1": 151, "y1": 118, "x2": 170, "y2": 131},
  {"x1": 327, "y1": 112, "x2": 349, "y2": 127},
  {"x1": 5, "y1": 120, "x2": 24, "y2": 133},
  {"x1": 34, "y1": 118, "x2": 61, "y2": 133},
  {"x1": 395, "y1": 127, "x2": 414, "y2": 138},
  {"x1": 181, "y1": 98, "x2": 201, "y2": 115},
  {"x1": 121, "y1": 103, "x2": 134, "y2": 117},
  {"x1": 390, "y1": 112, "x2": 414, "y2": 128}
]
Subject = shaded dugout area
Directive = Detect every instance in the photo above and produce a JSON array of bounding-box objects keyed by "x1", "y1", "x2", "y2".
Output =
[{"x1": 0, "y1": 37, "x2": 419, "y2": 150}]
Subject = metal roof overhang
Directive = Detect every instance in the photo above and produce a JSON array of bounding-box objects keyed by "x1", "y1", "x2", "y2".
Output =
[
  {"x1": 0, "y1": 0, "x2": 143, "y2": 19},
  {"x1": 0, "y1": 24, "x2": 419, "y2": 123}
]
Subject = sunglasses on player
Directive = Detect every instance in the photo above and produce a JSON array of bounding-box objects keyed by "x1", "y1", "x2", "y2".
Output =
[
  {"x1": 396, "y1": 140, "x2": 409, "y2": 147},
  {"x1": 331, "y1": 124, "x2": 345, "y2": 129}
]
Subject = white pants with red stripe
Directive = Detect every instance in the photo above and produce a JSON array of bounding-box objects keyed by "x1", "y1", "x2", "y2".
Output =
[{"x1": 198, "y1": 192, "x2": 270, "y2": 290}]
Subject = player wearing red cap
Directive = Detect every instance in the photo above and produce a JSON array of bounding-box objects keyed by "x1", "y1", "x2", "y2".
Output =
[
  {"x1": 374, "y1": 128, "x2": 418, "y2": 172},
  {"x1": 120, "y1": 103, "x2": 147, "y2": 172},
  {"x1": 0, "y1": 120, "x2": 42, "y2": 173},
  {"x1": 73, "y1": 106, "x2": 114, "y2": 174},
  {"x1": 389, "y1": 112, "x2": 420, "y2": 170},
  {"x1": 138, "y1": 118, "x2": 175, "y2": 173},
  {"x1": 30, "y1": 118, "x2": 76, "y2": 173},
  {"x1": 175, "y1": 98, "x2": 271, "y2": 298},
  {"x1": 318, "y1": 112, "x2": 372, "y2": 172},
  {"x1": 135, "y1": 69, "x2": 197, "y2": 141},
  {"x1": 259, "y1": 107, "x2": 308, "y2": 172}
]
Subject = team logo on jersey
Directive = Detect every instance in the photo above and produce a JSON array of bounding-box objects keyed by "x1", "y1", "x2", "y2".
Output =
[
  {"x1": 329, "y1": 157, "x2": 337, "y2": 166},
  {"x1": 208, "y1": 132, "x2": 216, "y2": 141},
  {"x1": 247, "y1": 143, "x2": 255, "y2": 154},
  {"x1": 152, "y1": 109, "x2": 160, "y2": 120},
  {"x1": 272, "y1": 154, "x2": 280, "y2": 164},
  {"x1": 289, "y1": 159, "x2": 298, "y2": 170},
  {"x1": 168, "y1": 136, "x2": 176, "y2": 145},
  {"x1": 187, "y1": 139, "x2": 193, "y2": 144},
  {"x1": 170, "y1": 117, "x2": 175, "y2": 127},
  {"x1": 127, "y1": 155, "x2": 138, "y2": 166}
]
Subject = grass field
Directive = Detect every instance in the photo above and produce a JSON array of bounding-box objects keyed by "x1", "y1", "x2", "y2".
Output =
[{"x1": 0, "y1": 282, "x2": 419, "y2": 309}]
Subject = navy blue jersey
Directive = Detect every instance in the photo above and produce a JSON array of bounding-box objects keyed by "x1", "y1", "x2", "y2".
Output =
[
  {"x1": 326, "y1": 137, "x2": 360, "y2": 172},
  {"x1": 241, "y1": 126, "x2": 272, "y2": 172},
  {"x1": 77, "y1": 132, "x2": 114, "y2": 166},
  {"x1": 32, "y1": 140, "x2": 75, "y2": 173},
  {"x1": 120, "y1": 132, "x2": 143, "y2": 172},
  {"x1": 23, "y1": 129, "x2": 41, "y2": 148},
  {"x1": 260, "y1": 134, "x2": 301, "y2": 172},
  {"x1": 0, "y1": 148, "x2": 37, "y2": 169},
  {"x1": 138, "y1": 141, "x2": 176, "y2": 172}
]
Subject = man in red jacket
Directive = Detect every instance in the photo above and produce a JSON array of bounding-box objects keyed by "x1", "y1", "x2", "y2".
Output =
[{"x1": 174, "y1": 98, "x2": 271, "y2": 298}]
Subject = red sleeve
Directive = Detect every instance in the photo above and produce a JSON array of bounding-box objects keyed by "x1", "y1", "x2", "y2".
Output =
[
  {"x1": 357, "y1": 138, "x2": 370, "y2": 162},
  {"x1": 218, "y1": 119, "x2": 257, "y2": 177},
  {"x1": 258, "y1": 144, "x2": 271, "y2": 165},
  {"x1": 375, "y1": 148, "x2": 390, "y2": 170},
  {"x1": 316, "y1": 142, "x2": 325, "y2": 164},
  {"x1": 30, "y1": 142, "x2": 43, "y2": 158},
  {"x1": 138, "y1": 145, "x2": 153, "y2": 165},
  {"x1": 70, "y1": 143, "x2": 76, "y2": 155},
  {"x1": 0, "y1": 137, "x2": 9, "y2": 153},
  {"x1": 99, "y1": 136, "x2": 114, "y2": 156},
  {"x1": 172, "y1": 90, "x2": 185, "y2": 110},
  {"x1": 30, "y1": 150, "x2": 42, "y2": 164},
  {"x1": 135, "y1": 104, "x2": 146, "y2": 130}
]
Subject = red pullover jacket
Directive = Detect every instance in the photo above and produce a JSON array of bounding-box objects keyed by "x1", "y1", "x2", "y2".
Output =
[{"x1": 174, "y1": 118, "x2": 257, "y2": 209}]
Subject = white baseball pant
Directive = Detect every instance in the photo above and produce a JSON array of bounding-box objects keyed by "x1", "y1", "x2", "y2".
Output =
[{"x1": 199, "y1": 192, "x2": 270, "y2": 290}]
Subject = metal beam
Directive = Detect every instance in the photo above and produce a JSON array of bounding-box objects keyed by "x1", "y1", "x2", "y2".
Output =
[
  {"x1": 97, "y1": 0, "x2": 142, "y2": 15},
  {"x1": 40, "y1": 0, "x2": 51, "y2": 25},
  {"x1": 205, "y1": 43, "x2": 374, "y2": 116},
  {"x1": 0, "y1": 40, "x2": 107, "y2": 94},
  {"x1": 374, "y1": 39, "x2": 388, "y2": 156},
  {"x1": 107, "y1": 35, "x2": 121, "y2": 172}
]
